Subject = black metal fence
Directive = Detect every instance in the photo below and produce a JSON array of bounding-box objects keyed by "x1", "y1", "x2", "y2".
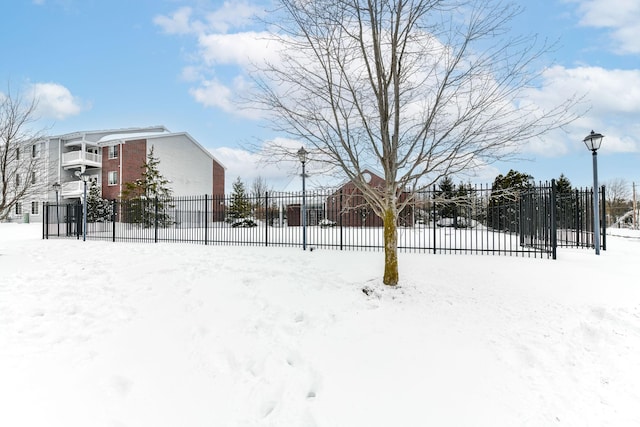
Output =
[{"x1": 43, "y1": 181, "x2": 606, "y2": 259}]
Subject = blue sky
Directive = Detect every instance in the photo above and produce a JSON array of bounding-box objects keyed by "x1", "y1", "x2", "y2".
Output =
[{"x1": 2, "y1": 0, "x2": 639, "y2": 192}]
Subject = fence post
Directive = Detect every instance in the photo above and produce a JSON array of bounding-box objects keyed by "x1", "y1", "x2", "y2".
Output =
[
  {"x1": 265, "y1": 192, "x2": 269, "y2": 247},
  {"x1": 204, "y1": 194, "x2": 209, "y2": 245},
  {"x1": 112, "y1": 200, "x2": 117, "y2": 243},
  {"x1": 551, "y1": 179, "x2": 557, "y2": 259},
  {"x1": 519, "y1": 196, "x2": 524, "y2": 247},
  {"x1": 590, "y1": 188, "x2": 595, "y2": 249},
  {"x1": 43, "y1": 202, "x2": 48, "y2": 240},
  {"x1": 76, "y1": 200, "x2": 82, "y2": 240},
  {"x1": 339, "y1": 190, "x2": 343, "y2": 250},
  {"x1": 433, "y1": 188, "x2": 437, "y2": 254},
  {"x1": 154, "y1": 197, "x2": 159, "y2": 243},
  {"x1": 575, "y1": 189, "x2": 580, "y2": 246},
  {"x1": 601, "y1": 185, "x2": 606, "y2": 251}
]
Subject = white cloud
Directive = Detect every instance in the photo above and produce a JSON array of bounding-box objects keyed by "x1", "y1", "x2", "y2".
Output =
[
  {"x1": 189, "y1": 76, "x2": 261, "y2": 119},
  {"x1": 155, "y1": 3, "x2": 279, "y2": 118},
  {"x1": 180, "y1": 65, "x2": 203, "y2": 83},
  {"x1": 572, "y1": 0, "x2": 640, "y2": 54},
  {"x1": 210, "y1": 137, "x2": 343, "y2": 192},
  {"x1": 190, "y1": 79, "x2": 233, "y2": 110},
  {"x1": 28, "y1": 82, "x2": 85, "y2": 120},
  {"x1": 158, "y1": 1, "x2": 640, "y2": 162},
  {"x1": 522, "y1": 65, "x2": 640, "y2": 154},
  {"x1": 535, "y1": 66, "x2": 640, "y2": 114},
  {"x1": 153, "y1": 7, "x2": 203, "y2": 35},
  {"x1": 154, "y1": 2, "x2": 264, "y2": 36},
  {"x1": 211, "y1": 144, "x2": 298, "y2": 192},
  {"x1": 197, "y1": 31, "x2": 278, "y2": 67},
  {"x1": 204, "y1": 1, "x2": 265, "y2": 33}
]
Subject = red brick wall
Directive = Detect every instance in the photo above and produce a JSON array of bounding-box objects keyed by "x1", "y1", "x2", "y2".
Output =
[
  {"x1": 212, "y1": 159, "x2": 225, "y2": 196},
  {"x1": 325, "y1": 171, "x2": 413, "y2": 226},
  {"x1": 121, "y1": 140, "x2": 147, "y2": 191},
  {"x1": 212, "y1": 159, "x2": 225, "y2": 221},
  {"x1": 101, "y1": 140, "x2": 147, "y2": 200}
]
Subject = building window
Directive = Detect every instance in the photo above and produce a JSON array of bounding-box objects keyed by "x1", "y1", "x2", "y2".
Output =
[
  {"x1": 31, "y1": 202, "x2": 39, "y2": 215},
  {"x1": 15, "y1": 204, "x2": 22, "y2": 215},
  {"x1": 108, "y1": 145, "x2": 119, "y2": 159},
  {"x1": 32, "y1": 172, "x2": 37, "y2": 184},
  {"x1": 108, "y1": 171, "x2": 118, "y2": 186},
  {"x1": 32, "y1": 143, "x2": 40, "y2": 158},
  {"x1": 16, "y1": 174, "x2": 20, "y2": 187},
  {"x1": 16, "y1": 147, "x2": 20, "y2": 160}
]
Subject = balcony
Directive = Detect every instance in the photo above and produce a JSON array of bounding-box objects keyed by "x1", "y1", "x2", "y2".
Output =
[
  {"x1": 62, "y1": 150, "x2": 102, "y2": 169},
  {"x1": 61, "y1": 175, "x2": 101, "y2": 198}
]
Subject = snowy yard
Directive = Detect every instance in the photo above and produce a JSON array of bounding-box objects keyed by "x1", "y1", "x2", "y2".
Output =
[{"x1": 1, "y1": 223, "x2": 639, "y2": 426}]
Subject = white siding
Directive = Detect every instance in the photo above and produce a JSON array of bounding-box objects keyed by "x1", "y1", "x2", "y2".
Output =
[{"x1": 147, "y1": 134, "x2": 213, "y2": 197}]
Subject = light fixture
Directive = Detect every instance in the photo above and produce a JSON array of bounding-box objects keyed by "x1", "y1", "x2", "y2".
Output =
[
  {"x1": 583, "y1": 130, "x2": 604, "y2": 152},
  {"x1": 583, "y1": 130, "x2": 604, "y2": 254},
  {"x1": 298, "y1": 147, "x2": 308, "y2": 250},
  {"x1": 297, "y1": 146, "x2": 308, "y2": 164}
]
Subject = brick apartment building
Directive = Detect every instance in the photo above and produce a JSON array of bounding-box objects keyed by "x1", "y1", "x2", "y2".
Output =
[{"x1": 8, "y1": 126, "x2": 225, "y2": 222}]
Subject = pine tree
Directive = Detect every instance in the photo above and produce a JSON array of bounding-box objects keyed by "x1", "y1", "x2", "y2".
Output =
[
  {"x1": 435, "y1": 176, "x2": 456, "y2": 218},
  {"x1": 434, "y1": 177, "x2": 473, "y2": 227},
  {"x1": 488, "y1": 169, "x2": 534, "y2": 231},
  {"x1": 556, "y1": 174, "x2": 573, "y2": 195},
  {"x1": 556, "y1": 173, "x2": 576, "y2": 229},
  {"x1": 454, "y1": 182, "x2": 473, "y2": 228},
  {"x1": 121, "y1": 146, "x2": 174, "y2": 227},
  {"x1": 228, "y1": 177, "x2": 252, "y2": 221},
  {"x1": 86, "y1": 178, "x2": 113, "y2": 222}
]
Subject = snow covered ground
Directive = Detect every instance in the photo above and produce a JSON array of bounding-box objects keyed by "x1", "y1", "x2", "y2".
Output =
[{"x1": 1, "y1": 223, "x2": 639, "y2": 427}]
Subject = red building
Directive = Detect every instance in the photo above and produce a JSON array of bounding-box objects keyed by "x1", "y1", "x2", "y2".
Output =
[{"x1": 325, "y1": 170, "x2": 413, "y2": 227}]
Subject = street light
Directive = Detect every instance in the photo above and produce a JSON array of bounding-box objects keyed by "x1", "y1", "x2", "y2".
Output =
[
  {"x1": 52, "y1": 182, "x2": 61, "y2": 237},
  {"x1": 297, "y1": 146, "x2": 308, "y2": 250},
  {"x1": 583, "y1": 130, "x2": 604, "y2": 255},
  {"x1": 74, "y1": 171, "x2": 90, "y2": 242}
]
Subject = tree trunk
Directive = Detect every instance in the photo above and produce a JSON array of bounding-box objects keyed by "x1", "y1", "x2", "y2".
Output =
[{"x1": 383, "y1": 205, "x2": 399, "y2": 286}]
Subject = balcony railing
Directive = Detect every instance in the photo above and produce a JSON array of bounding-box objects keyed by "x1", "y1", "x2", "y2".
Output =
[
  {"x1": 62, "y1": 151, "x2": 102, "y2": 168},
  {"x1": 61, "y1": 175, "x2": 101, "y2": 198}
]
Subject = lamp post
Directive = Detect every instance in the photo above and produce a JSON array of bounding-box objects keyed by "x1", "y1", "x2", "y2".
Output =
[
  {"x1": 297, "y1": 146, "x2": 308, "y2": 250},
  {"x1": 583, "y1": 130, "x2": 604, "y2": 255},
  {"x1": 52, "y1": 182, "x2": 61, "y2": 237}
]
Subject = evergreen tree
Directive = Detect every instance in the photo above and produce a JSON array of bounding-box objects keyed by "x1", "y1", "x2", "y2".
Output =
[
  {"x1": 86, "y1": 178, "x2": 113, "y2": 222},
  {"x1": 454, "y1": 182, "x2": 474, "y2": 227},
  {"x1": 555, "y1": 173, "x2": 576, "y2": 229},
  {"x1": 228, "y1": 177, "x2": 251, "y2": 221},
  {"x1": 488, "y1": 169, "x2": 533, "y2": 231},
  {"x1": 434, "y1": 177, "x2": 473, "y2": 227},
  {"x1": 121, "y1": 146, "x2": 174, "y2": 227},
  {"x1": 556, "y1": 174, "x2": 573, "y2": 195},
  {"x1": 435, "y1": 176, "x2": 456, "y2": 218}
]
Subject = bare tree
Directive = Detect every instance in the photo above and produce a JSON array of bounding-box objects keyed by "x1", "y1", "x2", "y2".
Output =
[
  {"x1": 251, "y1": 175, "x2": 272, "y2": 197},
  {"x1": 253, "y1": 0, "x2": 579, "y2": 285},
  {"x1": 250, "y1": 175, "x2": 273, "y2": 220},
  {"x1": 0, "y1": 89, "x2": 47, "y2": 221},
  {"x1": 604, "y1": 178, "x2": 631, "y2": 226}
]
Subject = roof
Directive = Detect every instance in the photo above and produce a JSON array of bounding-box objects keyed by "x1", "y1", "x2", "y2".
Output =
[
  {"x1": 53, "y1": 126, "x2": 168, "y2": 142},
  {"x1": 50, "y1": 126, "x2": 225, "y2": 170},
  {"x1": 97, "y1": 130, "x2": 226, "y2": 170}
]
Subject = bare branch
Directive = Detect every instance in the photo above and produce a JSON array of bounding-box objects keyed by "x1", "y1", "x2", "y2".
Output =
[
  {"x1": 250, "y1": 0, "x2": 582, "y2": 284},
  {"x1": 0, "y1": 86, "x2": 49, "y2": 220}
]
